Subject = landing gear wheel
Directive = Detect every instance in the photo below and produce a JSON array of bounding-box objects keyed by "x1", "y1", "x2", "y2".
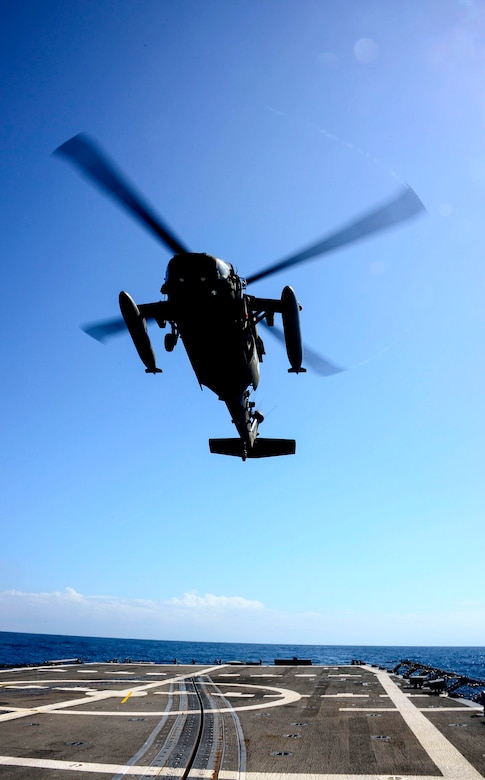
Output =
[{"x1": 164, "y1": 332, "x2": 178, "y2": 352}]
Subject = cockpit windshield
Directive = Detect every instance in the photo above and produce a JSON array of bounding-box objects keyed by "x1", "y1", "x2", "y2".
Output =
[
  {"x1": 214, "y1": 257, "x2": 232, "y2": 279},
  {"x1": 162, "y1": 253, "x2": 234, "y2": 294}
]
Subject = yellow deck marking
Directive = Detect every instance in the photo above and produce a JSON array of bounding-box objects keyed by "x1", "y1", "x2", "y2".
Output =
[{"x1": 121, "y1": 691, "x2": 133, "y2": 704}]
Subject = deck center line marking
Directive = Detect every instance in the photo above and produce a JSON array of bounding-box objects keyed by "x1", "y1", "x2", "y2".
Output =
[
  {"x1": 322, "y1": 693, "x2": 369, "y2": 698},
  {"x1": 339, "y1": 707, "x2": 398, "y2": 712}
]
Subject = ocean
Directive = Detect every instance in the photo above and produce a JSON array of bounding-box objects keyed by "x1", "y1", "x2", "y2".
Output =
[{"x1": 1, "y1": 631, "x2": 484, "y2": 682}]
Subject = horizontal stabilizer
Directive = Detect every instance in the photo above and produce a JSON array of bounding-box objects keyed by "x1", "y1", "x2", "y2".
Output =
[{"x1": 209, "y1": 438, "x2": 296, "y2": 458}]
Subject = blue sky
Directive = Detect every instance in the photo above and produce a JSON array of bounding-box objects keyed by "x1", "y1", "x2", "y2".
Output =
[{"x1": 2, "y1": 0, "x2": 485, "y2": 646}]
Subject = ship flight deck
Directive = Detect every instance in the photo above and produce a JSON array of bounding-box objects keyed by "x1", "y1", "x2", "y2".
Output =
[{"x1": 0, "y1": 662, "x2": 483, "y2": 779}]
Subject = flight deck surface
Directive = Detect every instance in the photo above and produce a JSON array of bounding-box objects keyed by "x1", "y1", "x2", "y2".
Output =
[{"x1": 0, "y1": 662, "x2": 484, "y2": 779}]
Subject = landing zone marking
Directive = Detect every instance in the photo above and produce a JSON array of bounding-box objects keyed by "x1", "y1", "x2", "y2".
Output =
[
  {"x1": 367, "y1": 665, "x2": 483, "y2": 780},
  {"x1": 0, "y1": 756, "x2": 461, "y2": 778}
]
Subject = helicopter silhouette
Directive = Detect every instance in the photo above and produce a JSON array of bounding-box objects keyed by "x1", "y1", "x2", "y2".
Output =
[{"x1": 55, "y1": 134, "x2": 424, "y2": 460}]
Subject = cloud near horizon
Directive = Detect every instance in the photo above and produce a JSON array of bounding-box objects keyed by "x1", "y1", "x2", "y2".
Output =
[
  {"x1": 0, "y1": 588, "x2": 270, "y2": 642},
  {"x1": 165, "y1": 592, "x2": 264, "y2": 610},
  {"x1": 1, "y1": 587, "x2": 484, "y2": 645}
]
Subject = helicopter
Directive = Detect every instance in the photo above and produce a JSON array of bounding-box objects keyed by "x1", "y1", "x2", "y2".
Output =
[{"x1": 55, "y1": 134, "x2": 424, "y2": 460}]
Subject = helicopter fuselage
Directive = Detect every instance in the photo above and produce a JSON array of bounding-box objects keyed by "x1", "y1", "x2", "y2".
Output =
[
  {"x1": 123, "y1": 252, "x2": 287, "y2": 453},
  {"x1": 162, "y1": 253, "x2": 260, "y2": 398}
]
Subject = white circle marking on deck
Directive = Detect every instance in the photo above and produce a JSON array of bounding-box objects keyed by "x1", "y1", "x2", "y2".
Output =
[{"x1": 46, "y1": 682, "x2": 300, "y2": 716}]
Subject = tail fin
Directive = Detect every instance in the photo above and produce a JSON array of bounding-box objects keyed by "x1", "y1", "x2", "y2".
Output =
[{"x1": 209, "y1": 438, "x2": 296, "y2": 459}]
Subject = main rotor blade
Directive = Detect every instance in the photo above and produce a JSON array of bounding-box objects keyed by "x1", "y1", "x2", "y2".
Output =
[
  {"x1": 55, "y1": 134, "x2": 189, "y2": 256},
  {"x1": 246, "y1": 186, "x2": 424, "y2": 285},
  {"x1": 261, "y1": 322, "x2": 344, "y2": 377},
  {"x1": 82, "y1": 317, "x2": 127, "y2": 343}
]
